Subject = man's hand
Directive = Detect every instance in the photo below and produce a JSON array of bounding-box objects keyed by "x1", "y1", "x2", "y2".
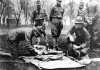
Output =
[
  {"x1": 73, "y1": 45, "x2": 81, "y2": 50},
  {"x1": 73, "y1": 43, "x2": 86, "y2": 50},
  {"x1": 68, "y1": 33, "x2": 76, "y2": 42},
  {"x1": 80, "y1": 43, "x2": 87, "y2": 48}
]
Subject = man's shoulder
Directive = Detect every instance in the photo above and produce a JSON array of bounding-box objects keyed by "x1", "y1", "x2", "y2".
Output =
[
  {"x1": 32, "y1": 10, "x2": 37, "y2": 14},
  {"x1": 52, "y1": 5, "x2": 64, "y2": 11},
  {"x1": 72, "y1": 26, "x2": 76, "y2": 30}
]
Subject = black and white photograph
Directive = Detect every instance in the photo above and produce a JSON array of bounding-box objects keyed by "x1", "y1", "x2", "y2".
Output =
[{"x1": 0, "y1": 0, "x2": 100, "y2": 70}]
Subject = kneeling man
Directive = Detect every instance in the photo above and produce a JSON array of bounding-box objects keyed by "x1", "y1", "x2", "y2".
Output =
[{"x1": 67, "y1": 18, "x2": 91, "y2": 60}]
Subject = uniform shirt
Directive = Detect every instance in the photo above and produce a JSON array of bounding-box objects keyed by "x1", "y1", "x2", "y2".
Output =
[
  {"x1": 70, "y1": 26, "x2": 91, "y2": 46},
  {"x1": 50, "y1": 5, "x2": 64, "y2": 22},
  {"x1": 32, "y1": 9, "x2": 48, "y2": 26}
]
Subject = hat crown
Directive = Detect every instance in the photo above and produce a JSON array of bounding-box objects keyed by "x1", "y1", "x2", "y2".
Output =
[
  {"x1": 76, "y1": 16, "x2": 82, "y2": 21},
  {"x1": 75, "y1": 16, "x2": 84, "y2": 24},
  {"x1": 57, "y1": 0, "x2": 62, "y2": 2}
]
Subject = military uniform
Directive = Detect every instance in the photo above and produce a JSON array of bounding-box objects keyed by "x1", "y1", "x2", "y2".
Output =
[
  {"x1": 50, "y1": 5, "x2": 64, "y2": 38},
  {"x1": 70, "y1": 27, "x2": 90, "y2": 45},
  {"x1": 67, "y1": 17, "x2": 91, "y2": 59},
  {"x1": 67, "y1": 26, "x2": 90, "y2": 59},
  {"x1": 32, "y1": 9, "x2": 47, "y2": 26},
  {"x1": 77, "y1": 1, "x2": 89, "y2": 27},
  {"x1": 7, "y1": 29, "x2": 38, "y2": 56},
  {"x1": 32, "y1": 8, "x2": 48, "y2": 37}
]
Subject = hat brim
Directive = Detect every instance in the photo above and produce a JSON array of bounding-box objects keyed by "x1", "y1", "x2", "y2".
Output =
[
  {"x1": 75, "y1": 22, "x2": 84, "y2": 24},
  {"x1": 57, "y1": 0, "x2": 62, "y2": 2}
]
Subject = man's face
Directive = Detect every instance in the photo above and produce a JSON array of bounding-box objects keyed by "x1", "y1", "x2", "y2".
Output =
[{"x1": 79, "y1": 4, "x2": 84, "y2": 9}]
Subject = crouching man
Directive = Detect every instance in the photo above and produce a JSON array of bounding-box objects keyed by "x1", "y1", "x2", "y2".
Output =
[
  {"x1": 7, "y1": 28, "x2": 48, "y2": 57},
  {"x1": 67, "y1": 18, "x2": 91, "y2": 60}
]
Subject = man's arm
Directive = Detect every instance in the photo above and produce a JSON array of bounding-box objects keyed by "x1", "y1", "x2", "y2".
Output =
[
  {"x1": 83, "y1": 27, "x2": 91, "y2": 41},
  {"x1": 81, "y1": 28, "x2": 91, "y2": 48},
  {"x1": 62, "y1": 8, "x2": 64, "y2": 17},
  {"x1": 49, "y1": 7, "x2": 55, "y2": 22},
  {"x1": 31, "y1": 11, "x2": 36, "y2": 25},
  {"x1": 43, "y1": 9, "x2": 48, "y2": 21}
]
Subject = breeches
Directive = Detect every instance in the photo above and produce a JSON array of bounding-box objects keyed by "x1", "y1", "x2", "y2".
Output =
[{"x1": 51, "y1": 22, "x2": 63, "y2": 38}]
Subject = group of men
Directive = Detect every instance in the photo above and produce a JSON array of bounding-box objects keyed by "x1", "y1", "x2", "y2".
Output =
[
  {"x1": 30, "y1": 0, "x2": 92, "y2": 59},
  {"x1": 66, "y1": 1, "x2": 91, "y2": 59},
  {"x1": 8, "y1": 0, "x2": 95, "y2": 60},
  {"x1": 31, "y1": 0, "x2": 64, "y2": 49}
]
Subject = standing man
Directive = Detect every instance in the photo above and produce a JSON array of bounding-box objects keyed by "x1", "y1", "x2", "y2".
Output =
[
  {"x1": 32, "y1": 0, "x2": 48, "y2": 45},
  {"x1": 77, "y1": 2, "x2": 86, "y2": 17},
  {"x1": 78, "y1": 2, "x2": 88, "y2": 25},
  {"x1": 49, "y1": 0, "x2": 64, "y2": 50},
  {"x1": 86, "y1": 0, "x2": 98, "y2": 49}
]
